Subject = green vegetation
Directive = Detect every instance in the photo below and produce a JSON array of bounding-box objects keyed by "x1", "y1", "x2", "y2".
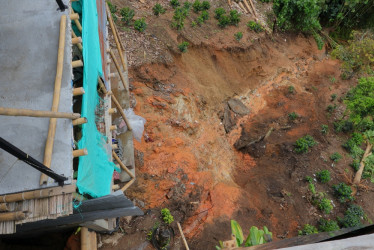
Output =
[
  {"x1": 331, "y1": 94, "x2": 337, "y2": 101},
  {"x1": 218, "y1": 15, "x2": 230, "y2": 28},
  {"x1": 316, "y1": 170, "x2": 330, "y2": 183},
  {"x1": 202, "y1": 1, "x2": 211, "y2": 10},
  {"x1": 321, "y1": 124, "x2": 329, "y2": 135},
  {"x1": 184, "y1": 1, "x2": 192, "y2": 10},
  {"x1": 247, "y1": 20, "x2": 264, "y2": 32},
  {"x1": 178, "y1": 41, "x2": 189, "y2": 53},
  {"x1": 308, "y1": 183, "x2": 316, "y2": 195},
  {"x1": 134, "y1": 18, "x2": 147, "y2": 32},
  {"x1": 200, "y1": 10, "x2": 209, "y2": 22},
  {"x1": 288, "y1": 85, "x2": 295, "y2": 94},
  {"x1": 333, "y1": 182, "x2": 354, "y2": 203},
  {"x1": 193, "y1": 0, "x2": 202, "y2": 12},
  {"x1": 294, "y1": 135, "x2": 317, "y2": 154},
  {"x1": 152, "y1": 3, "x2": 166, "y2": 16},
  {"x1": 318, "y1": 219, "x2": 340, "y2": 232},
  {"x1": 288, "y1": 112, "x2": 299, "y2": 121},
  {"x1": 305, "y1": 176, "x2": 313, "y2": 183},
  {"x1": 216, "y1": 9, "x2": 241, "y2": 28},
  {"x1": 170, "y1": 0, "x2": 180, "y2": 9},
  {"x1": 318, "y1": 198, "x2": 333, "y2": 214},
  {"x1": 327, "y1": 104, "x2": 337, "y2": 113},
  {"x1": 298, "y1": 224, "x2": 318, "y2": 235},
  {"x1": 161, "y1": 208, "x2": 174, "y2": 224},
  {"x1": 216, "y1": 220, "x2": 272, "y2": 249},
  {"x1": 120, "y1": 7, "x2": 135, "y2": 25},
  {"x1": 107, "y1": 1, "x2": 117, "y2": 14},
  {"x1": 235, "y1": 32, "x2": 243, "y2": 41},
  {"x1": 330, "y1": 152, "x2": 342, "y2": 162},
  {"x1": 229, "y1": 10, "x2": 241, "y2": 26},
  {"x1": 214, "y1": 7, "x2": 226, "y2": 20},
  {"x1": 171, "y1": 7, "x2": 190, "y2": 30},
  {"x1": 339, "y1": 204, "x2": 365, "y2": 228}
]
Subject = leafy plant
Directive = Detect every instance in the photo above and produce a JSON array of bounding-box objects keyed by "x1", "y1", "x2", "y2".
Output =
[
  {"x1": 134, "y1": 18, "x2": 147, "y2": 32},
  {"x1": 294, "y1": 135, "x2": 317, "y2": 154},
  {"x1": 171, "y1": 7, "x2": 189, "y2": 30},
  {"x1": 316, "y1": 170, "x2": 330, "y2": 183},
  {"x1": 327, "y1": 104, "x2": 337, "y2": 113},
  {"x1": 321, "y1": 124, "x2": 328, "y2": 135},
  {"x1": 200, "y1": 10, "x2": 209, "y2": 21},
  {"x1": 318, "y1": 198, "x2": 333, "y2": 214},
  {"x1": 107, "y1": 1, "x2": 117, "y2": 14},
  {"x1": 214, "y1": 7, "x2": 226, "y2": 19},
  {"x1": 153, "y1": 3, "x2": 166, "y2": 16},
  {"x1": 178, "y1": 41, "x2": 189, "y2": 53},
  {"x1": 308, "y1": 183, "x2": 316, "y2": 195},
  {"x1": 120, "y1": 7, "x2": 135, "y2": 25},
  {"x1": 229, "y1": 10, "x2": 241, "y2": 26},
  {"x1": 218, "y1": 15, "x2": 230, "y2": 28},
  {"x1": 333, "y1": 182, "x2": 354, "y2": 203},
  {"x1": 338, "y1": 204, "x2": 365, "y2": 228},
  {"x1": 235, "y1": 32, "x2": 243, "y2": 41},
  {"x1": 161, "y1": 208, "x2": 174, "y2": 224},
  {"x1": 288, "y1": 85, "x2": 295, "y2": 94},
  {"x1": 313, "y1": 31, "x2": 324, "y2": 50},
  {"x1": 191, "y1": 21, "x2": 197, "y2": 27},
  {"x1": 330, "y1": 152, "x2": 342, "y2": 162},
  {"x1": 170, "y1": 0, "x2": 180, "y2": 9},
  {"x1": 305, "y1": 176, "x2": 313, "y2": 183},
  {"x1": 318, "y1": 219, "x2": 340, "y2": 232},
  {"x1": 298, "y1": 224, "x2": 318, "y2": 235},
  {"x1": 331, "y1": 94, "x2": 337, "y2": 101},
  {"x1": 202, "y1": 1, "x2": 211, "y2": 10},
  {"x1": 288, "y1": 112, "x2": 299, "y2": 121},
  {"x1": 184, "y1": 1, "x2": 192, "y2": 10},
  {"x1": 247, "y1": 20, "x2": 263, "y2": 32},
  {"x1": 193, "y1": 0, "x2": 202, "y2": 12}
]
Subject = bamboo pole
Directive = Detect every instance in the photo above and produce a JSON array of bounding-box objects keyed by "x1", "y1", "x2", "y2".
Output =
[
  {"x1": 246, "y1": 0, "x2": 257, "y2": 17},
  {"x1": 243, "y1": 0, "x2": 254, "y2": 16},
  {"x1": 71, "y1": 30, "x2": 83, "y2": 51},
  {"x1": 121, "y1": 178, "x2": 135, "y2": 192},
  {"x1": 98, "y1": 77, "x2": 108, "y2": 95},
  {"x1": 0, "y1": 204, "x2": 9, "y2": 212},
  {"x1": 73, "y1": 148, "x2": 88, "y2": 158},
  {"x1": 110, "y1": 125, "x2": 117, "y2": 131},
  {"x1": 108, "y1": 108, "x2": 117, "y2": 114},
  {"x1": 112, "y1": 184, "x2": 120, "y2": 190},
  {"x1": 108, "y1": 91, "x2": 132, "y2": 131},
  {"x1": 72, "y1": 117, "x2": 87, "y2": 126},
  {"x1": 72, "y1": 60, "x2": 83, "y2": 68},
  {"x1": 109, "y1": 49, "x2": 128, "y2": 91},
  {"x1": 353, "y1": 143, "x2": 373, "y2": 185},
  {"x1": 0, "y1": 184, "x2": 76, "y2": 203},
  {"x1": 0, "y1": 107, "x2": 80, "y2": 119},
  {"x1": 40, "y1": 15, "x2": 67, "y2": 185},
  {"x1": 106, "y1": 3, "x2": 127, "y2": 73},
  {"x1": 238, "y1": 2, "x2": 249, "y2": 14},
  {"x1": 0, "y1": 211, "x2": 26, "y2": 222},
  {"x1": 81, "y1": 227, "x2": 90, "y2": 250},
  {"x1": 112, "y1": 20, "x2": 126, "y2": 52},
  {"x1": 111, "y1": 144, "x2": 118, "y2": 149},
  {"x1": 70, "y1": 13, "x2": 79, "y2": 20},
  {"x1": 112, "y1": 151, "x2": 135, "y2": 179},
  {"x1": 91, "y1": 230, "x2": 97, "y2": 250},
  {"x1": 72, "y1": 37, "x2": 82, "y2": 44},
  {"x1": 177, "y1": 222, "x2": 190, "y2": 250},
  {"x1": 71, "y1": 9, "x2": 82, "y2": 32},
  {"x1": 73, "y1": 87, "x2": 85, "y2": 96}
]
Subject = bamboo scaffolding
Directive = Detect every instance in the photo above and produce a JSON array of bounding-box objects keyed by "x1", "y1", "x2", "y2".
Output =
[
  {"x1": 70, "y1": 13, "x2": 79, "y2": 20},
  {"x1": 0, "y1": 211, "x2": 26, "y2": 222},
  {"x1": 73, "y1": 148, "x2": 88, "y2": 158},
  {"x1": 72, "y1": 37, "x2": 82, "y2": 44},
  {"x1": 70, "y1": 9, "x2": 82, "y2": 32},
  {"x1": 72, "y1": 117, "x2": 87, "y2": 126},
  {"x1": 72, "y1": 60, "x2": 83, "y2": 68},
  {"x1": 110, "y1": 125, "x2": 117, "y2": 131},
  {"x1": 238, "y1": 2, "x2": 249, "y2": 14},
  {"x1": 109, "y1": 49, "x2": 128, "y2": 91},
  {"x1": 246, "y1": 0, "x2": 257, "y2": 16},
  {"x1": 121, "y1": 178, "x2": 135, "y2": 192},
  {"x1": 0, "y1": 183, "x2": 76, "y2": 203},
  {"x1": 177, "y1": 222, "x2": 190, "y2": 250},
  {"x1": 111, "y1": 144, "x2": 118, "y2": 149},
  {"x1": 0, "y1": 107, "x2": 80, "y2": 119},
  {"x1": 40, "y1": 15, "x2": 67, "y2": 185},
  {"x1": 0, "y1": 204, "x2": 9, "y2": 212},
  {"x1": 71, "y1": 30, "x2": 83, "y2": 51},
  {"x1": 73, "y1": 87, "x2": 85, "y2": 96},
  {"x1": 107, "y1": 91, "x2": 132, "y2": 131},
  {"x1": 112, "y1": 151, "x2": 135, "y2": 179},
  {"x1": 108, "y1": 108, "x2": 117, "y2": 114},
  {"x1": 98, "y1": 77, "x2": 108, "y2": 95},
  {"x1": 243, "y1": 0, "x2": 254, "y2": 16}
]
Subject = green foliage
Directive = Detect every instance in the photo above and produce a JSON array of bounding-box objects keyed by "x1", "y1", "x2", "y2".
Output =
[
  {"x1": 247, "y1": 20, "x2": 264, "y2": 32},
  {"x1": 134, "y1": 18, "x2": 147, "y2": 32},
  {"x1": 153, "y1": 3, "x2": 166, "y2": 16},
  {"x1": 259, "y1": 0, "x2": 271, "y2": 2},
  {"x1": 172, "y1": 7, "x2": 189, "y2": 30},
  {"x1": 288, "y1": 85, "x2": 295, "y2": 94},
  {"x1": 321, "y1": 124, "x2": 329, "y2": 135},
  {"x1": 305, "y1": 176, "x2": 313, "y2": 183},
  {"x1": 273, "y1": 0, "x2": 322, "y2": 33},
  {"x1": 308, "y1": 183, "x2": 316, "y2": 195},
  {"x1": 229, "y1": 10, "x2": 241, "y2": 26},
  {"x1": 235, "y1": 32, "x2": 243, "y2": 41},
  {"x1": 345, "y1": 77, "x2": 374, "y2": 121},
  {"x1": 294, "y1": 135, "x2": 317, "y2": 153},
  {"x1": 218, "y1": 15, "x2": 230, "y2": 28},
  {"x1": 333, "y1": 182, "x2": 354, "y2": 203},
  {"x1": 331, "y1": 94, "x2": 337, "y2": 101},
  {"x1": 318, "y1": 219, "x2": 340, "y2": 232},
  {"x1": 298, "y1": 224, "x2": 318, "y2": 235},
  {"x1": 327, "y1": 104, "x2": 337, "y2": 113},
  {"x1": 339, "y1": 204, "x2": 365, "y2": 228},
  {"x1": 107, "y1": 1, "x2": 117, "y2": 14},
  {"x1": 200, "y1": 10, "x2": 209, "y2": 21},
  {"x1": 313, "y1": 32, "x2": 324, "y2": 50},
  {"x1": 363, "y1": 154, "x2": 374, "y2": 182},
  {"x1": 330, "y1": 152, "x2": 342, "y2": 162},
  {"x1": 334, "y1": 120, "x2": 354, "y2": 133},
  {"x1": 184, "y1": 1, "x2": 192, "y2": 10},
  {"x1": 193, "y1": 0, "x2": 202, "y2": 12},
  {"x1": 318, "y1": 198, "x2": 333, "y2": 214},
  {"x1": 170, "y1": 0, "x2": 180, "y2": 9},
  {"x1": 120, "y1": 7, "x2": 135, "y2": 25},
  {"x1": 330, "y1": 76, "x2": 336, "y2": 83},
  {"x1": 191, "y1": 21, "x2": 197, "y2": 27},
  {"x1": 202, "y1": 1, "x2": 211, "y2": 10},
  {"x1": 288, "y1": 112, "x2": 299, "y2": 121},
  {"x1": 214, "y1": 7, "x2": 226, "y2": 19},
  {"x1": 351, "y1": 159, "x2": 360, "y2": 171},
  {"x1": 161, "y1": 208, "x2": 174, "y2": 224},
  {"x1": 316, "y1": 170, "x2": 331, "y2": 183},
  {"x1": 147, "y1": 221, "x2": 160, "y2": 240},
  {"x1": 178, "y1": 41, "x2": 189, "y2": 52}
]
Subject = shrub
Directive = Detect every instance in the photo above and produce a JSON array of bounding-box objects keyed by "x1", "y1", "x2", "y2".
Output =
[
  {"x1": 321, "y1": 124, "x2": 328, "y2": 135},
  {"x1": 305, "y1": 176, "x2": 313, "y2": 183},
  {"x1": 330, "y1": 152, "x2": 342, "y2": 162},
  {"x1": 333, "y1": 182, "x2": 354, "y2": 203},
  {"x1": 234, "y1": 32, "x2": 243, "y2": 41},
  {"x1": 202, "y1": 1, "x2": 210, "y2": 10},
  {"x1": 327, "y1": 104, "x2": 337, "y2": 113},
  {"x1": 153, "y1": 3, "x2": 166, "y2": 16},
  {"x1": 345, "y1": 77, "x2": 374, "y2": 121},
  {"x1": 191, "y1": 21, "x2": 197, "y2": 27},
  {"x1": 288, "y1": 112, "x2": 299, "y2": 121},
  {"x1": 197, "y1": 16, "x2": 204, "y2": 25},
  {"x1": 247, "y1": 20, "x2": 264, "y2": 32},
  {"x1": 229, "y1": 10, "x2": 241, "y2": 26},
  {"x1": 178, "y1": 41, "x2": 189, "y2": 52},
  {"x1": 134, "y1": 18, "x2": 147, "y2": 32},
  {"x1": 161, "y1": 208, "x2": 174, "y2": 224},
  {"x1": 200, "y1": 10, "x2": 209, "y2": 21},
  {"x1": 214, "y1": 7, "x2": 226, "y2": 19},
  {"x1": 316, "y1": 170, "x2": 330, "y2": 183},
  {"x1": 170, "y1": 0, "x2": 180, "y2": 8},
  {"x1": 318, "y1": 219, "x2": 340, "y2": 232},
  {"x1": 308, "y1": 183, "x2": 316, "y2": 195},
  {"x1": 313, "y1": 31, "x2": 324, "y2": 50},
  {"x1": 318, "y1": 198, "x2": 333, "y2": 214},
  {"x1": 107, "y1": 1, "x2": 117, "y2": 14},
  {"x1": 331, "y1": 94, "x2": 337, "y2": 101},
  {"x1": 288, "y1": 85, "x2": 295, "y2": 94},
  {"x1": 184, "y1": 1, "x2": 192, "y2": 10},
  {"x1": 339, "y1": 204, "x2": 364, "y2": 228},
  {"x1": 172, "y1": 7, "x2": 189, "y2": 30},
  {"x1": 218, "y1": 15, "x2": 230, "y2": 28},
  {"x1": 334, "y1": 120, "x2": 354, "y2": 133},
  {"x1": 120, "y1": 7, "x2": 135, "y2": 25},
  {"x1": 193, "y1": 0, "x2": 202, "y2": 12},
  {"x1": 298, "y1": 224, "x2": 318, "y2": 235},
  {"x1": 294, "y1": 135, "x2": 317, "y2": 153}
]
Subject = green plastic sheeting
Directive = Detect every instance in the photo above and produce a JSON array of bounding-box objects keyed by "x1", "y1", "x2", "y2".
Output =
[{"x1": 75, "y1": 0, "x2": 116, "y2": 198}]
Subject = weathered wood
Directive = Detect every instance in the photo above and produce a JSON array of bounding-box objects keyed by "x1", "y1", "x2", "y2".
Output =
[
  {"x1": 177, "y1": 222, "x2": 190, "y2": 250},
  {"x1": 73, "y1": 87, "x2": 85, "y2": 96},
  {"x1": 353, "y1": 142, "x2": 373, "y2": 185},
  {"x1": 72, "y1": 60, "x2": 83, "y2": 68},
  {"x1": 40, "y1": 15, "x2": 66, "y2": 185},
  {"x1": 109, "y1": 49, "x2": 128, "y2": 91},
  {"x1": 71, "y1": 36, "x2": 82, "y2": 44},
  {"x1": 0, "y1": 211, "x2": 26, "y2": 222},
  {"x1": 0, "y1": 107, "x2": 80, "y2": 119},
  {"x1": 81, "y1": 227, "x2": 90, "y2": 250},
  {"x1": 73, "y1": 148, "x2": 88, "y2": 158},
  {"x1": 72, "y1": 117, "x2": 87, "y2": 126},
  {"x1": 108, "y1": 91, "x2": 132, "y2": 131},
  {"x1": 112, "y1": 151, "x2": 135, "y2": 179},
  {"x1": 0, "y1": 203, "x2": 9, "y2": 212},
  {"x1": 0, "y1": 184, "x2": 76, "y2": 203}
]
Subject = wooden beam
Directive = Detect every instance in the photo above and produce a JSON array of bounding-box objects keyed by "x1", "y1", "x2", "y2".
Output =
[
  {"x1": 73, "y1": 148, "x2": 88, "y2": 158},
  {"x1": 108, "y1": 91, "x2": 132, "y2": 131},
  {"x1": 0, "y1": 211, "x2": 26, "y2": 222},
  {"x1": 98, "y1": 77, "x2": 108, "y2": 95},
  {"x1": 72, "y1": 60, "x2": 83, "y2": 68},
  {"x1": 40, "y1": 15, "x2": 66, "y2": 185},
  {"x1": 177, "y1": 222, "x2": 190, "y2": 250},
  {"x1": 72, "y1": 36, "x2": 82, "y2": 44},
  {"x1": 109, "y1": 49, "x2": 128, "y2": 91},
  {"x1": 112, "y1": 151, "x2": 135, "y2": 179},
  {"x1": 0, "y1": 183, "x2": 76, "y2": 203},
  {"x1": 0, "y1": 203, "x2": 9, "y2": 212},
  {"x1": 0, "y1": 107, "x2": 80, "y2": 119},
  {"x1": 72, "y1": 117, "x2": 87, "y2": 126},
  {"x1": 73, "y1": 87, "x2": 85, "y2": 96},
  {"x1": 121, "y1": 178, "x2": 135, "y2": 192}
]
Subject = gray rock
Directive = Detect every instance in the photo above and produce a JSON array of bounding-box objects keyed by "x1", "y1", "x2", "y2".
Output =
[{"x1": 228, "y1": 98, "x2": 250, "y2": 115}]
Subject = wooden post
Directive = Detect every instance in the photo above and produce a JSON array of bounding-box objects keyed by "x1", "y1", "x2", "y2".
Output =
[
  {"x1": 72, "y1": 117, "x2": 87, "y2": 126},
  {"x1": 0, "y1": 211, "x2": 26, "y2": 222},
  {"x1": 0, "y1": 107, "x2": 80, "y2": 119},
  {"x1": 73, "y1": 87, "x2": 85, "y2": 96},
  {"x1": 177, "y1": 222, "x2": 190, "y2": 250},
  {"x1": 40, "y1": 15, "x2": 66, "y2": 185},
  {"x1": 73, "y1": 148, "x2": 88, "y2": 158},
  {"x1": 111, "y1": 144, "x2": 118, "y2": 149},
  {"x1": 109, "y1": 49, "x2": 129, "y2": 91},
  {"x1": 112, "y1": 151, "x2": 135, "y2": 179},
  {"x1": 0, "y1": 204, "x2": 9, "y2": 212},
  {"x1": 108, "y1": 91, "x2": 132, "y2": 131},
  {"x1": 72, "y1": 37, "x2": 82, "y2": 44},
  {"x1": 81, "y1": 227, "x2": 90, "y2": 250},
  {"x1": 72, "y1": 60, "x2": 83, "y2": 68}
]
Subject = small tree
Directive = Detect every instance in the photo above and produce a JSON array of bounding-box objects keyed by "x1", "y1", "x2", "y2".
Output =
[
  {"x1": 134, "y1": 18, "x2": 147, "y2": 32},
  {"x1": 120, "y1": 7, "x2": 135, "y2": 25},
  {"x1": 153, "y1": 3, "x2": 166, "y2": 16}
]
